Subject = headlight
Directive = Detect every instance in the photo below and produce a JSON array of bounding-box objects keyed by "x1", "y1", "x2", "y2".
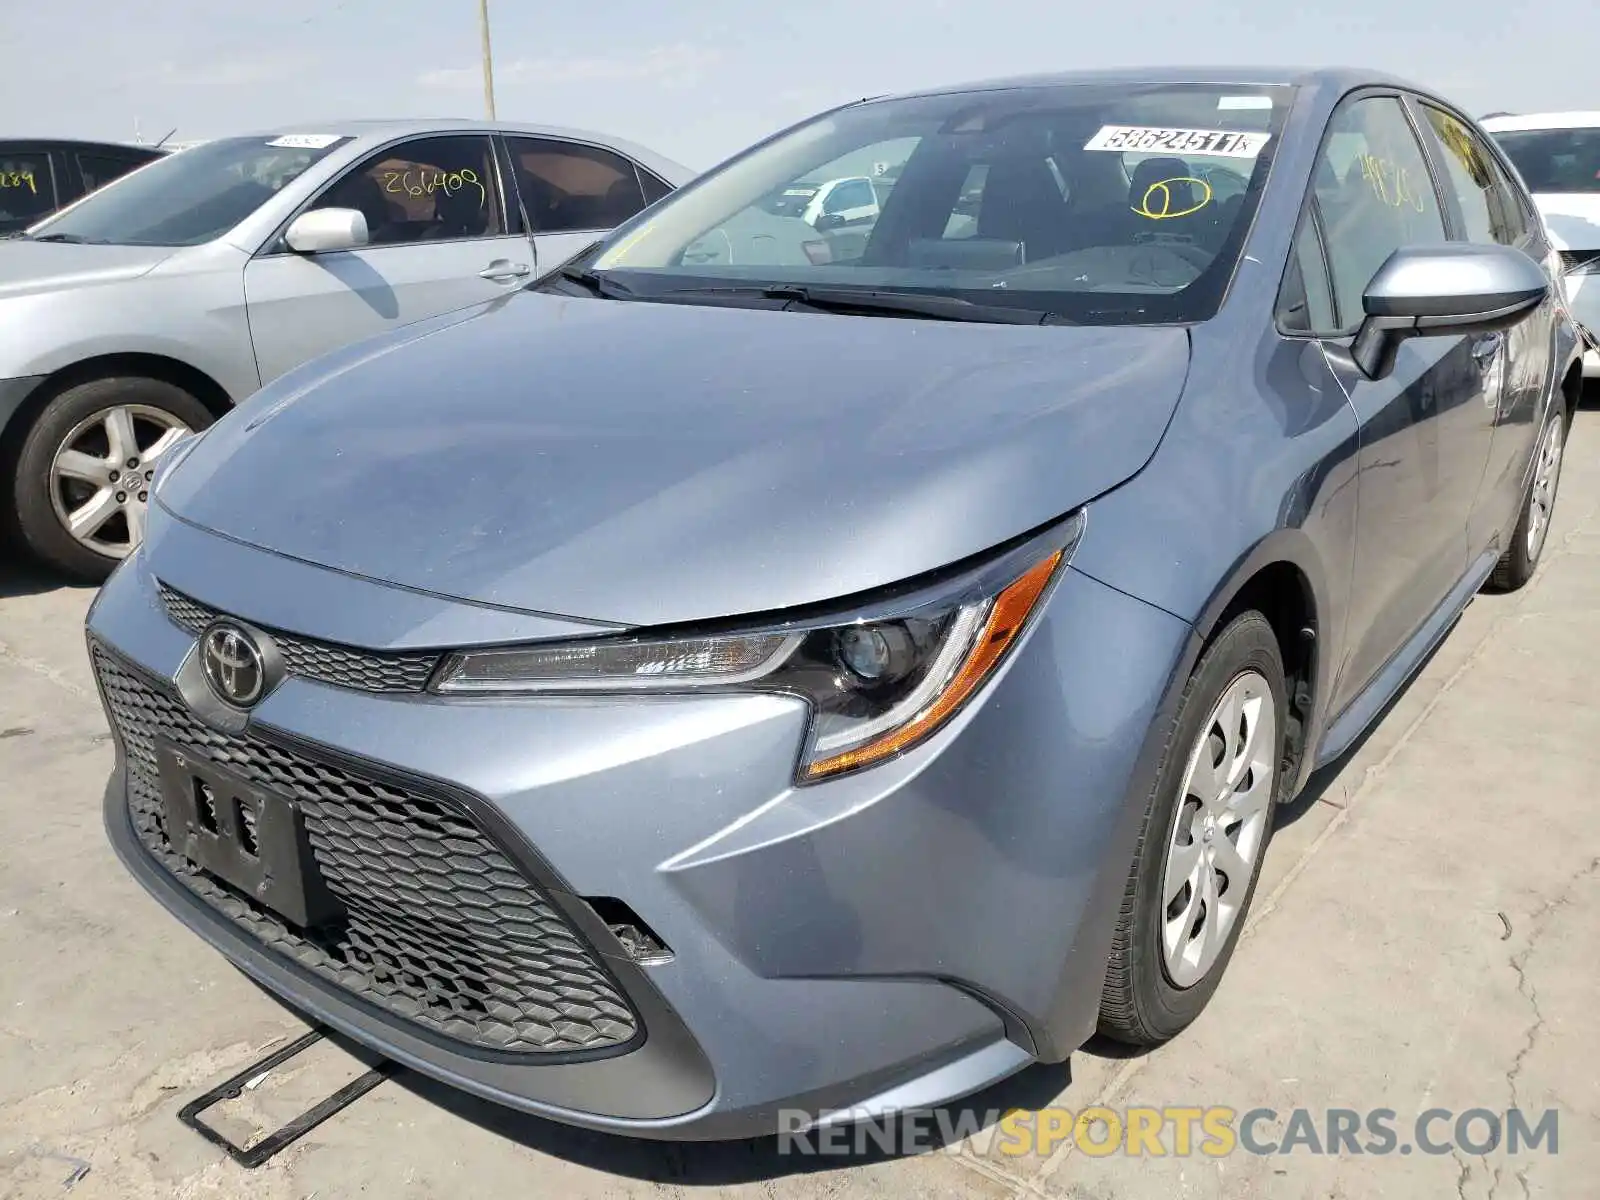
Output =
[{"x1": 432, "y1": 514, "x2": 1082, "y2": 782}]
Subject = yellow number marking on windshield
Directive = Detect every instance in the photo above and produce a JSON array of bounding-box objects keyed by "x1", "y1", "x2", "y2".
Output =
[
  {"x1": 1132, "y1": 177, "x2": 1212, "y2": 220},
  {"x1": 0, "y1": 170, "x2": 38, "y2": 194}
]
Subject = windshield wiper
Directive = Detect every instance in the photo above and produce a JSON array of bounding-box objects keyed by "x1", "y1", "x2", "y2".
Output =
[
  {"x1": 660, "y1": 283, "x2": 1066, "y2": 325},
  {"x1": 29, "y1": 232, "x2": 101, "y2": 244},
  {"x1": 549, "y1": 263, "x2": 635, "y2": 299},
  {"x1": 772, "y1": 285, "x2": 1063, "y2": 324}
]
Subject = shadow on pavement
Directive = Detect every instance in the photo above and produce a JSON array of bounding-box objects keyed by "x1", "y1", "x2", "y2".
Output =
[
  {"x1": 1272, "y1": 612, "x2": 1456, "y2": 833},
  {"x1": 225, "y1": 968, "x2": 1074, "y2": 1181},
  {"x1": 0, "y1": 552, "x2": 92, "y2": 601},
  {"x1": 380, "y1": 1047, "x2": 1075, "y2": 1183}
]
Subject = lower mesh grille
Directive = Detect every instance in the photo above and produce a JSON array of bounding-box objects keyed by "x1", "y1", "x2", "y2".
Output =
[{"x1": 94, "y1": 646, "x2": 639, "y2": 1056}]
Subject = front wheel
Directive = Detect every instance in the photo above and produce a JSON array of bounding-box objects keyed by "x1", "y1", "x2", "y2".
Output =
[
  {"x1": 10, "y1": 376, "x2": 213, "y2": 582},
  {"x1": 1099, "y1": 611, "x2": 1285, "y2": 1046}
]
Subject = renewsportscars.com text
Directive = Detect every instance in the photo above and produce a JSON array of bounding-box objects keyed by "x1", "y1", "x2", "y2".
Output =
[{"x1": 776, "y1": 1105, "x2": 1560, "y2": 1159}]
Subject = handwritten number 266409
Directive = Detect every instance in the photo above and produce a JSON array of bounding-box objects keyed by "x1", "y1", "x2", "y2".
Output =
[{"x1": 379, "y1": 167, "x2": 486, "y2": 209}]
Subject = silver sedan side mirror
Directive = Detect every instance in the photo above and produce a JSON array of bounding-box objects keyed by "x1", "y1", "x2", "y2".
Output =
[{"x1": 285, "y1": 208, "x2": 370, "y2": 255}]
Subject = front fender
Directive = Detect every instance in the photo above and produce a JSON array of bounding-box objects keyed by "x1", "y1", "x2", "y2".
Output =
[
  {"x1": 0, "y1": 373, "x2": 46, "y2": 442},
  {"x1": 0, "y1": 247, "x2": 258, "y2": 402}
]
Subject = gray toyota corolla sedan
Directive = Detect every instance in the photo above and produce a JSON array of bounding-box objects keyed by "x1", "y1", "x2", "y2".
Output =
[{"x1": 88, "y1": 68, "x2": 1582, "y2": 1140}]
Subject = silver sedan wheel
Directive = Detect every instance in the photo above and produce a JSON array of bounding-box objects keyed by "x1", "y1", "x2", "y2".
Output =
[
  {"x1": 1161, "y1": 670, "x2": 1277, "y2": 989},
  {"x1": 1525, "y1": 411, "x2": 1565, "y2": 563},
  {"x1": 48, "y1": 404, "x2": 191, "y2": 560}
]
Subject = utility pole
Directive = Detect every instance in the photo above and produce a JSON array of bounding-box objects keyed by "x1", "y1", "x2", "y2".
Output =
[{"x1": 478, "y1": 0, "x2": 497, "y2": 120}]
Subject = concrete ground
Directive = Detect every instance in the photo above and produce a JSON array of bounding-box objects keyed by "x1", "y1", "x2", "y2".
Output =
[{"x1": 3, "y1": 408, "x2": 1598, "y2": 1200}]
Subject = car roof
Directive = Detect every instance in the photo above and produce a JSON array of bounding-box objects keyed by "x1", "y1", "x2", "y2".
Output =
[
  {"x1": 884, "y1": 65, "x2": 1427, "y2": 101},
  {"x1": 226, "y1": 117, "x2": 695, "y2": 183},
  {"x1": 0, "y1": 136, "x2": 161, "y2": 153},
  {"x1": 1480, "y1": 112, "x2": 1600, "y2": 132}
]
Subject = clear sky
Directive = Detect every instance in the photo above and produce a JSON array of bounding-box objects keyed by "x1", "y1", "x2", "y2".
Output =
[{"x1": 5, "y1": 0, "x2": 1595, "y2": 170}]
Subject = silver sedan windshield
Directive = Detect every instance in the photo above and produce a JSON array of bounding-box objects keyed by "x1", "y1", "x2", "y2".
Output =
[{"x1": 27, "y1": 134, "x2": 349, "y2": 247}]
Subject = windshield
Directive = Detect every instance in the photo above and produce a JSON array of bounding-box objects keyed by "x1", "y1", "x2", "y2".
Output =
[
  {"x1": 589, "y1": 82, "x2": 1292, "y2": 324},
  {"x1": 1491, "y1": 127, "x2": 1600, "y2": 194},
  {"x1": 28, "y1": 134, "x2": 349, "y2": 247}
]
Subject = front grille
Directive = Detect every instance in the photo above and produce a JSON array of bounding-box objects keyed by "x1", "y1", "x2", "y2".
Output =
[
  {"x1": 157, "y1": 583, "x2": 439, "y2": 694},
  {"x1": 95, "y1": 647, "x2": 640, "y2": 1056}
]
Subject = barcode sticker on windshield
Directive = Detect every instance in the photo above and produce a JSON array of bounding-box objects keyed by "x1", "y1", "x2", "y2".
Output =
[
  {"x1": 1085, "y1": 125, "x2": 1271, "y2": 158},
  {"x1": 265, "y1": 134, "x2": 343, "y2": 149}
]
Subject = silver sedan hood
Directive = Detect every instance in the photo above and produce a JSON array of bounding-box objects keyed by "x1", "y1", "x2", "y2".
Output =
[
  {"x1": 158, "y1": 291, "x2": 1191, "y2": 627},
  {"x1": 0, "y1": 239, "x2": 176, "y2": 300}
]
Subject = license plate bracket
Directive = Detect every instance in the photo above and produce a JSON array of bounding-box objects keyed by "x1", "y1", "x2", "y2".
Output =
[{"x1": 155, "y1": 739, "x2": 344, "y2": 930}]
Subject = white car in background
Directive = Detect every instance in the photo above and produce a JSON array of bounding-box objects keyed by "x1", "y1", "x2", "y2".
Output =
[
  {"x1": 765, "y1": 176, "x2": 881, "y2": 231},
  {"x1": 1483, "y1": 112, "x2": 1600, "y2": 375},
  {"x1": 682, "y1": 175, "x2": 887, "y2": 268}
]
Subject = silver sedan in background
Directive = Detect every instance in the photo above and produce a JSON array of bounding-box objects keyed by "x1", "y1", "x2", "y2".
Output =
[{"x1": 0, "y1": 119, "x2": 692, "y2": 579}]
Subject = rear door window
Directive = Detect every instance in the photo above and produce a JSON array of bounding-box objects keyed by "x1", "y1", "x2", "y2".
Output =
[
  {"x1": 1420, "y1": 106, "x2": 1527, "y2": 246},
  {"x1": 0, "y1": 148, "x2": 57, "y2": 224},
  {"x1": 504, "y1": 137, "x2": 648, "y2": 232}
]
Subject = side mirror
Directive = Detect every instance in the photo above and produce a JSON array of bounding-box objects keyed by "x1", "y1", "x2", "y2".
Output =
[
  {"x1": 285, "y1": 207, "x2": 370, "y2": 254},
  {"x1": 814, "y1": 213, "x2": 845, "y2": 232},
  {"x1": 1351, "y1": 243, "x2": 1549, "y2": 380}
]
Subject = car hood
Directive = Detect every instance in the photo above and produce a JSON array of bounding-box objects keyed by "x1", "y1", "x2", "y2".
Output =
[
  {"x1": 0, "y1": 240, "x2": 176, "y2": 300},
  {"x1": 159, "y1": 291, "x2": 1190, "y2": 627}
]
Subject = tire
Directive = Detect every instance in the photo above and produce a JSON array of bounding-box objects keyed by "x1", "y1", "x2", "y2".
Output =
[
  {"x1": 1486, "y1": 402, "x2": 1567, "y2": 593},
  {"x1": 1098, "y1": 611, "x2": 1286, "y2": 1046},
  {"x1": 9, "y1": 376, "x2": 214, "y2": 582}
]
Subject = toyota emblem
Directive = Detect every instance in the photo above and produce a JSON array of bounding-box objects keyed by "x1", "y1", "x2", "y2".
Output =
[{"x1": 201, "y1": 622, "x2": 266, "y2": 707}]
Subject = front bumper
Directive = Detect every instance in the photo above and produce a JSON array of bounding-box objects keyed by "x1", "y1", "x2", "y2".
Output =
[{"x1": 89, "y1": 511, "x2": 1190, "y2": 1139}]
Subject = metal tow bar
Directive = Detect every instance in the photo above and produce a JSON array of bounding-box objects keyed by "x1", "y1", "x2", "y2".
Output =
[{"x1": 176, "y1": 1028, "x2": 393, "y2": 1168}]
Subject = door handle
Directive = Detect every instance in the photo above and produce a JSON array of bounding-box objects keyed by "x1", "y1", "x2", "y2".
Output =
[{"x1": 480, "y1": 260, "x2": 531, "y2": 283}]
